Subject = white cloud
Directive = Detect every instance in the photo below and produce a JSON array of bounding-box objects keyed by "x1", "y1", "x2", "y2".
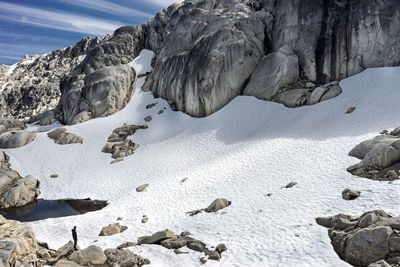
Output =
[
  {"x1": 146, "y1": 0, "x2": 182, "y2": 7},
  {"x1": 0, "y1": 2, "x2": 124, "y2": 36},
  {"x1": 58, "y1": 0, "x2": 154, "y2": 18}
]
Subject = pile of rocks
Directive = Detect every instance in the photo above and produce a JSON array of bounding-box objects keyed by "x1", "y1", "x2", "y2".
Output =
[
  {"x1": 0, "y1": 151, "x2": 40, "y2": 209},
  {"x1": 47, "y1": 128, "x2": 83, "y2": 145},
  {"x1": 102, "y1": 124, "x2": 147, "y2": 162},
  {"x1": 347, "y1": 127, "x2": 400, "y2": 180},
  {"x1": 138, "y1": 229, "x2": 227, "y2": 263},
  {"x1": 316, "y1": 210, "x2": 400, "y2": 266},
  {"x1": 0, "y1": 215, "x2": 150, "y2": 267}
]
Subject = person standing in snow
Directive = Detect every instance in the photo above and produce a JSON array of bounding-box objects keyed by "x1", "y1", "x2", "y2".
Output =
[{"x1": 72, "y1": 226, "x2": 78, "y2": 250}]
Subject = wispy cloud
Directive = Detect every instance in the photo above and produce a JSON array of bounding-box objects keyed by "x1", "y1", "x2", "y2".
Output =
[
  {"x1": 0, "y1": 2, "x2": 124, "y2": 35},
  {"x1": 59, "y1": 0, "x2": 153, "y2": 18},
  {"x1": 147, "y1": 0, "x2": 181, "y2": 7}
]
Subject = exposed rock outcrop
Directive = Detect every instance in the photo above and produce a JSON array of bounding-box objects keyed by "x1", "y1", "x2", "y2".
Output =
[
  {"x1": 347, "y1": 128, "x2": 400, "y2": 180},
  {"x1": 0, "y1": 151, "x2": 40, "y2": 209},
  {"x1": 0, "y1": 130, "x2": 36, "y2": 149},
  {"x1": 47, "y1": 128, "x2": 83, "y2": 145},
  {"x1": 99, "y1": 223, "x2": 128, "y2": 236},
  {"x1": 316, "y1": 210, "x2": 400, "y2": 267},
  {"x1": 0, "y1": 37, "x2": 102, "y2": 121}
]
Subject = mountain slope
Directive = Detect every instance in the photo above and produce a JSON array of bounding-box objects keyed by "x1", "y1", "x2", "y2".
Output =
[{"x1": 4, "y1": 50, "x2": 400, "y2": 266}]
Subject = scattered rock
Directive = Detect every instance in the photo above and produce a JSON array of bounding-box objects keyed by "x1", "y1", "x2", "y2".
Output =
[
  {"x1": 200, "y1": 257, "x2": 207, "y2": 264},
  {"x1": 136, "y1": 184, "x2": 149, "y2": 192},
  {"x1": 144, "y1": 116, "x2": 152, "y2": 122},
  {"x1": 104, "y1": 248, "x2": 150, "y2": 266},
  {"x1": 99, "y1": 223, "x2": 128, "y2": 236},
  {"x1": 0, "y1": 130, "x2": 36, "y2": 149},
  {"x1": 50, "y1": 174, "x2": 58, "y2": 178},
  {"x1": 102, "y1": 140, "x2": 139, "y2": 159},
  {"x1": 173, "y1": 249, "x2": 187, "y2": 255},
  {"x1": 117, "y1": 242, "x2": 136, "y2": 249},
  {"x1": 146, "y1": 103, "x2": 157, "y2": 109},
  {"x1": 160, "y1": 236, "x2": 195, "y2": 249},
  {"x1": 181, "y1": 178, "x2": 188, "y2": 183},
  {"x1": 342, "y1": 189, "x2": 361, "y2": 200},
  {"x1": 346, "y1": 107, "x2": 356, "y2": 114},
  {"x1": 216, "y1": 244, "x2": 227, "y2": 254},
  {"x1": 283, "y1": 182, "x2": 297, "y2": 188},
  {"x1": 138, "y1": 229, "x2": 175, "y2": 245},
  {"x1": 47, "y1": 128, "x2": 83, "y2": 145},
  {"x1": 158, "y1": 110, "x2": 164, "y2": 115},
  {"x1": 107, "y1": 124, "x2": 147, "y2": 142},
  {"x1": 117, "y1": 217, "x2": 123, "y2": 221},
  {"x1": 142, "y1": 215, "x2": 148, "y2": 224},
  {"x1": 205, "y1": 198, "x2": 231, "y2": 213}
]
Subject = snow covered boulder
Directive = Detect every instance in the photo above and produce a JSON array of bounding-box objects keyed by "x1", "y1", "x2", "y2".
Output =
[
  {"x1": 316, "y1": 210, "x2": 400, "y2": 266},
  {"x1": 0, "y1": 130, "x2": 36, "y2": 149}
]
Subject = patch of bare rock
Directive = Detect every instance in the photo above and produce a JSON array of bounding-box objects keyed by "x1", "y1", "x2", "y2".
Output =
[
  {"x1": 47, "y1": 128, "x2": 83, "y2": 145},
  {"x1": 138, "y1": 229, "x2": 227, "y2": 263},
  {"x1": 316, "y1": 210, "x2": 400, "y2": 267},
  {"x1": 347, "y1": 127, "x2": 400, "y2": 180},
  {"x1": 102, "y1": 124, "x2": 147, "y2": 161},
  {"x1": 99, "y1": 223, "x2": 128, "y2": 236}
]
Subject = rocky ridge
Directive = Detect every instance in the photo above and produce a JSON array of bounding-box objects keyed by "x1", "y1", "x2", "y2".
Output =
[{"x1": 2, "y1": 0, "x2": 399, "y2": 124}]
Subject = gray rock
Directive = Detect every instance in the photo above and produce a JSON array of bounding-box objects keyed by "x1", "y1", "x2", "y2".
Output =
[
  {"x1": 54, "y1": 260, "x2": 83, "y2": 267},
  {"x1": 144, "y1": 116, "x2": 152, "y2": 122},
  {"x1": 60, "y1": 65, "x2": 136, "y2": 125},
  {"x1": 138, "y1": 229, "x2": 175, "y2": 245},
  {"x1": 160, "y1": 237, "x2": 195, "y2": 249},
  {"x1": 205, "y1": 198, "x2": 231, "y2": 213},
  {"x1": 216, "y1": 244, "x2": 227, "y2": 254},
  {"x1": 146, "y1": 103, "x2": 157, "y2": 109},
  {"x1": 102, "y1": 140, "x2": 139, "y2": 159},
  {"x1": 368, "y1": 260, "x2": 392, "y2": 267},
  {"x1": 136, "y1": 184, "x2": 149, "y2": 192},
  {"x1": 99, "y1": 223, "x2": 128, "y2": 236},
  {"x1": 47, "y1": 128, "x2": 83, "y2": 145},
  {"x1": 0, "y1": 174, "x2": 40, "y2": 209},
  {"x1": 284, "y1": 182, "x2": 297, "y2": 189},
  {"x1": 243, "y1": 45, "x2": 299, "y2": 101},
  {"x1": 107, "y1": 124, "x2": 147, "y2": 142},
  {"x1": 342, "y1": 189, "x2": 361, "y2": 200},
  {"x1": 345, "y1": 226, "x2": 392, "y2": 266},
  {"x1": 0, "y1": 241, "x2": 16, "y2": 267},
  {"x1": 315, "y1": 216, "x2": 333, "y2": 228},
  {"x1": 0, "y1": 131, "x2": 36, "y2": 149},
  {"x1": 104, "y1": 248, "x2": 150, "y2": 266},
  {"x1": 69, "y1": 245, "x2": 107, "y2": 265},
  {"x1": 187, "y1": 241, "x2": 208, "y2": 253},
  {"x1": 346, "y1": 107, "x2": 356, "y2": 114}
]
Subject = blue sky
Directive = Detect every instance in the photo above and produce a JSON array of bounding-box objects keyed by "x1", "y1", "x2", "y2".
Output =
[{"x1": 0, "y1": 0, "x2": 177, "y2": 65}]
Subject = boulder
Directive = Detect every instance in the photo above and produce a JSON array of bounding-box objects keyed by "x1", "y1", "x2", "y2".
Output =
[
  {"x1": 317, "y1": 210, "x2": 400, "y2": 266},
  {"x1": 205, "y1": 198, "x2": 231, "y2": 213},
  {"x1": 102, "y1": 140, "x2": 139, "y2": 159},
  {"x1": 107, "y1": 124, "x2": 147, "y2": 142},
  {"x1": 54, "y1": 260, "x2": 84, "y2": 267},
  {"x1": 99, "y1": 223, "x2": 128, "y2": 236},
  {"x1": 104, "y1": 248, "x2": 150, "y2": 266},
  {"x1": 160, "y1": 237, "x2": 195, "y2": 249},
  {"x1": 136, "y1": 184, "x2": 149, "y2": 192},
  {"x1": 0, "y1": 173, "x2": 40, "y2": 209},
  {"x1": 0, "y1": 241, "x2": 16, "y2": 267},
  {"x1": 342, "y1": 189, "x2": 361, "y2": 200},
  {"x1": 47, "y1": 128, "x2": 83, "y2": 145},
  {"x1": 243, "y1": 45, "x2": 299, "y2": 101},
  {"x1": 138, "y1": 230, "x2": 175, "y2": 245},
  {"x1": 0, "y1": 131, "x2": 36, "y2": 149},
  {"x1": 69, "y1": 245, "x2": 107, "y2": 265}
]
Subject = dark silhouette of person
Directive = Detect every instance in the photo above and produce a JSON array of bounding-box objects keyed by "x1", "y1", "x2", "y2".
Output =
[{"x1": 72, "y1": 226, "x2": 78, "y2": 250}]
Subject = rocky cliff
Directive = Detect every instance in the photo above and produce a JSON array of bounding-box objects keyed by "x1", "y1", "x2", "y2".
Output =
[{"x1": 1, "y1": 0, "x2": 400, "y2": 124}]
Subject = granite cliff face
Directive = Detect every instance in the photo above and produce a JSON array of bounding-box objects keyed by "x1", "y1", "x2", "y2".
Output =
[{"x1": 2, "y1": 0, "x2": 400, "y2": 123}]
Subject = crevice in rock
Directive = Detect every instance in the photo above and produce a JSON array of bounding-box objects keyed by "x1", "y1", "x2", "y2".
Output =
[{"x1": 315, "y1": 0, "x2": 330, "y2": 84}]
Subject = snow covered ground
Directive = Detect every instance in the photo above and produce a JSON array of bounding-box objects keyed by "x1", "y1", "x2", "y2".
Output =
[{"x1": 5, "y1": 49, "x2": 400, "y2": 266}]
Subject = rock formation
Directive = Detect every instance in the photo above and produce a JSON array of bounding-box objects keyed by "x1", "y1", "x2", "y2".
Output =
[
  {"x1": 0, "y1": 151, "x2": 40, "y2": 209},
  {"x1": 316, "y1": 210, "x2": 400, "y2": 266},
  {"x1": 2, "y1": 0, "x2": 400, "y2": 123},
  {"x1": 47, "y1": 128, "x2": 83, "y2": 145},
  {"x1": 0, "y1": 37, "x2": 102, "y2": 121},
  {"x1": 347, "y1": 128, "x2": 400, "y2": 180}
]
